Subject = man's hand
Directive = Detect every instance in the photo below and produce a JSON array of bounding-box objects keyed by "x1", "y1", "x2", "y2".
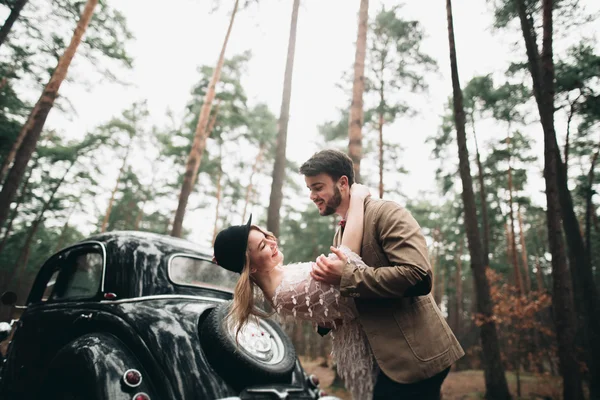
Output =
[{"x1": 310, "y1": 246, "x2": 348, "y2": 286}]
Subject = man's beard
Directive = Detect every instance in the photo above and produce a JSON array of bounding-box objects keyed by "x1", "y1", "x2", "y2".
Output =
[{"x1": 320, "y1": 186, "x2": 342, "y2": 216}]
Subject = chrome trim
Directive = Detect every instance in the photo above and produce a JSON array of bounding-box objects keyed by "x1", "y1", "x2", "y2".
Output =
[
  {"x1": 54, "y1": 240, "x2": 108, "y2": 292},
  {"x1": 167, "y1": 252, "x2": 234, "y2": 294},
  {"x1": 131, "y1": 392, "x2": 150, "y2": 400},
  {"x1": 246, "y1": 387, "x2": 304, "y2": 400},
  {"x1": 122, "y1": 369, "x2": 142, "y2": 388},
  {"x1": 100, "y1": 294, "x2": 227, "y2": 305}
]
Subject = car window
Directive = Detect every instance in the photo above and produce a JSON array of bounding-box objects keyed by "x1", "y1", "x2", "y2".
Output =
[
  {"x1": 49, "y1": 250, "x2": 103, "y2": 301},
  {"x1": 170, "y1": 256, "x2": 238, "y2": 292}
]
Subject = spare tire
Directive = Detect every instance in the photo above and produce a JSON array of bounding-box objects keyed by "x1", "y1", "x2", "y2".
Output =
[{"x1": 200, "y1": 302, "x2": 296, "y2": 391}]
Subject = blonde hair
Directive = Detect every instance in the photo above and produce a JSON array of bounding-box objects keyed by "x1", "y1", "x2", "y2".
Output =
[{"x1": 227, "y1": 225, "x2": 276, "y2": 340}]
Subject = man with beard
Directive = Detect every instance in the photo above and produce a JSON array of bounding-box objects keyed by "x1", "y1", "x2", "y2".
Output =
[{"x1": 299, "y1": 149, "x2": 463, "y2": 400}]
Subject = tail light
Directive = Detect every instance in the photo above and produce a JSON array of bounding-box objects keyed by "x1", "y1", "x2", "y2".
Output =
[
  {"x1": 307, "y1": 374, "x2": 320, "y2": 388},
  {"x1": 123, "y1": 369, "x2": 142, "y2": 388},
  {"x1": 132, "y1": 393, "x2": 150, "y2": 400}
]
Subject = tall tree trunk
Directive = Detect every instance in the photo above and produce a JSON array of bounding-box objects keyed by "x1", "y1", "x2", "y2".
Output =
[
  {"x1": 473, "y1": 126, "x2": 490, "y2": 266},
  {"x1": 100, "y1": 137, "x2": 134, "y2": 233},
  {"x1": 517, "y1": 204, "x2": 531, "y2": 294},
  {"x1": 540, "y1": 111, "x2": 585, "y2": 400},
  {"x1": 507, "y1": 137, "x2": 523, "y2": 295},
  {"x1": 0, "y1": 0, "x2": 97, "y2": 229},
  {"x1": 378, "y1": 82, "x2": 385, "y2": 198},
  {"x1": 445, "y1": 1, "x2": 511, "y2": 398},
  {"x1": 514, "y1": 0, "x2": 593, "y2": 396},
  {"x1": 171, "y1": 0, "x2": 239, "y2": 238},
  {"x1": 242, "y1": 145, "x2": 264, "y2": 222},
  {"x1": 267, "y1": 0, "x2": 300, "y2": 237},
  {"x1": 455, "y1": 238, "x2": 464, "y2": 339},
  {"x1": 0, "y1": 0, "x2": 29, "y2": 50},
  {"x1": 347, "y1": 0, "x2": 369, "y2": 183}
]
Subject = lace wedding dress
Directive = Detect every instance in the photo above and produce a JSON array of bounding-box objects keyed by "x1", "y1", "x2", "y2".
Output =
[{"x1": 272, "y1": 246, "x2": 377, "y2": 400}]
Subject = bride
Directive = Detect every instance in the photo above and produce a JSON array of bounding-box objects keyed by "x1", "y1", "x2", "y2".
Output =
[{"x1": 213, "y1": 184, "x2": 374, "y2": 399}]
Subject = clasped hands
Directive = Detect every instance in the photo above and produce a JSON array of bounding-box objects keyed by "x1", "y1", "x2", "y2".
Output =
[{"x1": 310, "y1": 246, "x2": 348, "y2": 286}]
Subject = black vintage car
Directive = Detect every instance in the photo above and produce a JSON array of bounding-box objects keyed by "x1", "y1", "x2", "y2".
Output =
[{"x1": 0, "y1": 231, "x2": 335, "y2": 400}]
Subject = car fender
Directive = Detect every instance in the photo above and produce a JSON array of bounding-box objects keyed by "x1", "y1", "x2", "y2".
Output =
[{"x1": 40, "y1": 332, "x2": 157, "y2": 400}]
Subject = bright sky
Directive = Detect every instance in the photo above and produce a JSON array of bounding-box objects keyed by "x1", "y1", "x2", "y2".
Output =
[{"x1": 41, "y1": 0, "x2": 599, "y2": 246}]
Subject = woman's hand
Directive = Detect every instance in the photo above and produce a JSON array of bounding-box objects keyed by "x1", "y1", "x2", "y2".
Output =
[{"x1": 350, "y1": 183, "x2": 371, "y2": 200}]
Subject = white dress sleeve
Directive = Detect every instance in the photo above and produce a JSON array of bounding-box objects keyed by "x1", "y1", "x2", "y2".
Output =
[{"x1": 271, "y1": 245, "x2": 364, "y2": 325}]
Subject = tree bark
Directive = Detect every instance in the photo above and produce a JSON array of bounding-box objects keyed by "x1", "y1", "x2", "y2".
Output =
[
  {"x1": 266, "y1": 0, "x2": 300, "y2": 237},
  {"x1": 0, "y1": 0, "x2": 29, "y2": 50},
  {"x1": 514, "y1": 0, "x2": 593, "y2": 396},
  {"x1": 0, "y1": 0, "x2": 98, "y2": 229},
  {"x1": 455, "y1": 238, "x2": 463, "y2": 339},
  {"x1": 347, "y1": 0, "x2": 369, "y2": 184},
  {"x1": 171, "y1": 0, "x2": 239, "y2": 238},
  {"x1": 445, "y1": 1, "x2": 511, "y2": 398}
]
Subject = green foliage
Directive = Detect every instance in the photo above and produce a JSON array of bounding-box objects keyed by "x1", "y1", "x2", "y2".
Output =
[
  {"x1": 279, "y1": 204, "x2": 337, "y2": 264},
  {"x1": 555, "y1": 43, "x2": 600, "y2": 95},
  {"x1": 489, "y1": 0, "x2": 594, "y2": 30},
  {"x1": 367, "y1": 5, "x2": 437, "y2": 99}
]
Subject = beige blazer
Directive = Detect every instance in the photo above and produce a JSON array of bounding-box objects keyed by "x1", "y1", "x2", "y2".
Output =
[{"x1": 334, "y1": 198, "x2": 464, "y2": 383}]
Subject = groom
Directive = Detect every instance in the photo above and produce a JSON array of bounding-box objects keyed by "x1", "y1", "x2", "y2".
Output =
[{"x1": 300, "y1": 149, "x2": 463, "y2": 400}]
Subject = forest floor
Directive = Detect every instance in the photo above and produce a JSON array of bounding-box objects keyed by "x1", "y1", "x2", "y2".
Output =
[{"x1": 299, "y1": 356, "x2": 564, "y2": 399}]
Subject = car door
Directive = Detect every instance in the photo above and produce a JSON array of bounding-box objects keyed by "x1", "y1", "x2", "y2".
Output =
[{"x1": 1, "y1": 242, "x2": 105, "y2": 398}]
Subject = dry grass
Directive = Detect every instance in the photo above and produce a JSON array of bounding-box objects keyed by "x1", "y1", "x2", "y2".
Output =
[{"x1": 299, "y1": 357, "x2": 564, "y2": 399}]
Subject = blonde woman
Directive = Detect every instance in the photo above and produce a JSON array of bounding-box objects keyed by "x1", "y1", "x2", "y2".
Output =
[{"x1": 213, "y1": 184, "x2": 374, "y2": 399}]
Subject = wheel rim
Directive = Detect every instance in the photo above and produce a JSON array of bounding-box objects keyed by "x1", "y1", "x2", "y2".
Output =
[{"x1": 225, "y1": 318, "x2": 286, "y2": 365}]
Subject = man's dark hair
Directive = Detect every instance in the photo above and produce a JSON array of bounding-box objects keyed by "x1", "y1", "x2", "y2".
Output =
[{"x1": 299, "y1": 149, "x2": 355, "y2": 185}]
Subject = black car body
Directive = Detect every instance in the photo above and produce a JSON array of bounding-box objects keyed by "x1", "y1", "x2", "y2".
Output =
[{"x1": 0, "y1": 231, "x2": 331, "y2": 400}]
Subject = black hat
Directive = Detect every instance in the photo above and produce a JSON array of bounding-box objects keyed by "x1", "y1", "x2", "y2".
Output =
[{"x1": 213, "y1": 214, "x2": 252, "y2": 274}]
